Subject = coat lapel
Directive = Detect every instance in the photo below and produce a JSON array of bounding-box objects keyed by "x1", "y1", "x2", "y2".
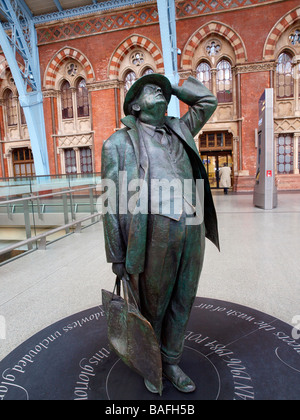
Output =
[
  {"x1": 121, "y1": 115, "x2": 149, "y2": 174},
  {"x1": 165, "y1": 117, "x2": 220, "y2": 251},
  {"x1": 165, "y1": 117, "x2": 201, "y2": 162},
  {"x1": 122, "y1": 115, "x2": 204, "y2": 174},
  {"x1": 122, "y1": 116, "x2": 140, "y2": 168},
  {"x1": 120, "y1": 116, "x2": 149, "y2": 274}
]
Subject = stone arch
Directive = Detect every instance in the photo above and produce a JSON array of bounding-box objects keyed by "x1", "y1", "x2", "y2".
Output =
[
  {"x1": 263, "y1": 7, "x2": 300, "y2": 60},
  {"x1": 0, "y1": 56, "x2": 8, "y2": 81},
  {"x1": 44, "y1": 47, "x2": 95, "y2": 88},
  {"x1": 0, "y1": 56, "x2": 27, "y2": 93},
  {"x1": 181, "y1": 21, "x2": 247, "y2": 69},
  {"x1": 108, "y1": 34, "x2": 164, "y2": 79},
  {"x1": 0, "y1": 59, "x2": 15, "y2": 97}
]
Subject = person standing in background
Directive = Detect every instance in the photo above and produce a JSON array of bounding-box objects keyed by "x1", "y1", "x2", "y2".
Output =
[{"x1": 219, "y1": 163, "x2": 232, "y2": 195}]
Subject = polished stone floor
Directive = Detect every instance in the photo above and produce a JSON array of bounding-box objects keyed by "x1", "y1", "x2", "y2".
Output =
[{"x1": 0, "y1": 192, "x2": 299, "y2": 361}]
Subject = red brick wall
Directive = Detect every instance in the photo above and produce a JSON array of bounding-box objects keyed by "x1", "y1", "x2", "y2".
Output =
[
  {"x1": 39, "y1": 25, "x2": 163, "y2": 83},
  {"x1": 240, "y1": 71, "x2": 271, "y2": 176},
  {"x1": 176, "y1": 0, "x2": 300, "y2": 63},
  {"x1": 91, "y1": 88, "x2": 117, "y2": 172},
  {"x1": 34, "y1": 0, "x2": 300, "y2": 191}
]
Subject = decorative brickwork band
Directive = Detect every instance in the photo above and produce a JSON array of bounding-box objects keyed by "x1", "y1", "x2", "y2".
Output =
[
  {"x1": 181, "y1": 21, "x2": 247, "y2": 68},
  {"x1": 108, "y1": 34, "x2": 164, "y2": 79},
  {"x1": 44, "y1": 47, "x2": 95, "y2": 88},
  {"x1": 176, "y1": 0, "x2": 282, "y2": 18},
  {"x1": 263, "y1": 7, "x2": 300, "y2": 60},
  {"x1": 36, "y1": 6, "x2": 159, "y2": 44}
]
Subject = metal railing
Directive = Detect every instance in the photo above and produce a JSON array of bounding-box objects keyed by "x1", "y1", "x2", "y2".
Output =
[
  {"x1": 0, "y1": 212, "x2": 102, "y2": 256},
  {"x1": 1, "y1": 185, "x2": 98, "y2": 220},
  {"x1": 0, "y1": 172, "x2": 102, "y2": 196},
  {"x1": 0, "y1": 173, "x2": 102, "y2": 265}
]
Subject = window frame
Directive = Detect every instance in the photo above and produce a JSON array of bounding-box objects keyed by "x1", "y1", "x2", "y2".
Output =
[
  {"x1": 64, "y1": 148, "x2": 77, "y2": 175},
  {"x1": 124, "y1": 70, "x2": 137, "y2": 96},
  {"x1": 276, "y1": 51, "x2": 294, "y2": 99},
  {"x1": 276, "y1": 133, "x2": 294, "y2": 175},
  {"x1": 64, "y1": 147, "x2": 94, "y2": 175},
  {"x1": 76, "y1": 77, "x2": 90, "y2": 118},
  {"x1": 4, "y1": 88, "x2": 18, "y2": 127},
  {"x1": 199, "y1": 131, "x2": 233, "y2": 151},
  {"x1": 80, "y1": 147, "x2": 93, "y2": 174},
  {"x1": 196, "y1": 61, "x2": 212, "y2": 92},
  {"x1": 61, "y1": 79, "x2": 74, "y2": 120},
  {"x1": 12, "y1": 147, "x2": 35, "y2": 178},
  {"x1": 216, "y1": 59, "x2": 233, "y2": 104}
]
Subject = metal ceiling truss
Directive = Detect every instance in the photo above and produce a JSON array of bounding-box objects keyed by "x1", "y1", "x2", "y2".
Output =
[
  {"x1": 0, "y1": 0, "x2": 179, "y2": 175},
  {"x1": 0, "y1": 0, "x2": 50, "y2": 176},
  {"x1": 157, "y1": 0, "x2": 180, "y2": 117},
  {"x1": 0, "y1": 0, "x2": 38, "y2": 91},
  {"x1": 29, "y1": 0, "x2": 154, "y2": 25},
  {"x1": 53, "y1": 0, "x2": 63, "y2": 13}
]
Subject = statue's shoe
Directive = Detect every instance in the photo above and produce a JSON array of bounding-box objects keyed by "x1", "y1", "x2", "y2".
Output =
[
  {"x1": 144, "y1": 379, "x2": 161, "y2": 394},
  {"x1": 163, "y1": 364, "x2": 196, "y2": 393}
]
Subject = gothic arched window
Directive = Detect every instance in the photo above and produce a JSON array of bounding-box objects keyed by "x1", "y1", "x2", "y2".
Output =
[
  {"x1": 142, "y1": 67, "x2": 154, "y2": 76},
  {"x1": 196, "y1": 61, "x2": 212, "y2": 91},
  {"x1": 61, "y1": 80, "x2": 73, "y2": 119},
  {"x1": 124, "y1": 71, "x2": 137, "y2": 95},
  {"x1": 76, "y1": 78, "x2": 89, "y2": 118},
  {"x1": 276, "y1": 52, "x2": 294, "y2": 99},
  {"x1": 4, "y1": 89, "x2": 18, "y2": 126},
  {"x1": 216, "y1": 59, "x2": 233, "y2": 103}
]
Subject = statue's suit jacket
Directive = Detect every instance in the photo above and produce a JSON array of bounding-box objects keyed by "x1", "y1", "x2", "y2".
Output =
[{"x1": 101, "y1": 77, "x2": 220, "y2": 274}]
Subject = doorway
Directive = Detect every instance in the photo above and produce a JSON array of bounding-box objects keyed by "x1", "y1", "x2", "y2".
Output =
[
  {"x1": 201, "y1": 152, "x2": 233, "y2": 189},
  {"x1": 199, "y1": 131, "x2": 234, "y2": 189}
]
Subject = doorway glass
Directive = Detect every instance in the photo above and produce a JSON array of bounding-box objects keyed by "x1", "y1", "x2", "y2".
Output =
[
  {"x1": 208, "y1": 156, "x2": 217, "y2": 188},
  {"x1": 201, "y1": 152, "x2": 233, "y2": 189}
]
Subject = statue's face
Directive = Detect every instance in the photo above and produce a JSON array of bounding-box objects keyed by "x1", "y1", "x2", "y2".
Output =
[{"x1": 135, "y1": 83, "x2": 167, "y2": 114}]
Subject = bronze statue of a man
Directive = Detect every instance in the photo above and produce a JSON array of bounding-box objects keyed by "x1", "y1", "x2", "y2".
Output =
[{"x1": 101, "y1": 74, "x2": 219, "y2": 394}]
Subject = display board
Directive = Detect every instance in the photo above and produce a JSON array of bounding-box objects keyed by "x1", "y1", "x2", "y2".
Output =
[{"x1": 253, "y1": 89, "x2": 278, "y2": 210}]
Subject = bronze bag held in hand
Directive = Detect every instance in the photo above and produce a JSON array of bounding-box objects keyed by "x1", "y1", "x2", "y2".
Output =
[{"x1": 102, "y1": 277, "x2": 163, "y2": 395}]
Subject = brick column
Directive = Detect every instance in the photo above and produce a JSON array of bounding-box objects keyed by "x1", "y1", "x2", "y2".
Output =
[
  {"x1": 294, "y1": 133, "x2": 300, "y2": 175},
  {"x1": 89, "y1": 81, "x2": 119, "y2": 173}
]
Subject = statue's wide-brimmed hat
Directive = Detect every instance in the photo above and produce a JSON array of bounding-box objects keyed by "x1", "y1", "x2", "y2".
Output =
[{"x1": 123, "y1": 73, "x2": 172, "y2": 116}]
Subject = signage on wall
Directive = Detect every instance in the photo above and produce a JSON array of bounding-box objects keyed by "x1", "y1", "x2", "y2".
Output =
[{"x1": 266, "y1": 170, "x2": 272, "y2": 178}]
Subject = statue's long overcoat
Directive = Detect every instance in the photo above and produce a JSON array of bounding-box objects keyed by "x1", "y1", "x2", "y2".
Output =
[{"x1": 101, "y1": 77, "x2": 220, "y2": 274}]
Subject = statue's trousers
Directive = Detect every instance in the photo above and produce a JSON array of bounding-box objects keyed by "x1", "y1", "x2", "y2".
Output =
[{"x1": 137, "y1": 213, "x2": 205, "y2": 365}]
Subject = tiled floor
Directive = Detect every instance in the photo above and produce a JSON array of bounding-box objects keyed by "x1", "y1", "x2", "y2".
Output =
[
  {"x1": 201, "y1": 192, "x2": 300, "y2": 327},
  {"x1": 0, "y1": 192, "x2": 299, "y2": 361}
]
